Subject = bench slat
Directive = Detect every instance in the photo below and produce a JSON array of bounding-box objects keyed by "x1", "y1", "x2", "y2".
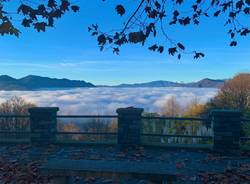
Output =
[
  {"x1": 40, "y1": 159, "x2": 176, "y2": 184},
  {"x1": 40, "y1": 159, "x2": 176, "y2": 175}
]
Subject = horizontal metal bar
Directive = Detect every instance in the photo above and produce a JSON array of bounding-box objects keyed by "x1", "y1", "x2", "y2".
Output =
[
  {"x1": 0, "y1": 115, "x2": 245, "y2": 122},
  {"x1": 142, "y1": 142, "x2": 213, "y2": 150},
  {"x1": 241, "y1": 118, "x2": 250, "y2": 122},
  {"x1": 142, "y1": 133, "x2": 212, "y2": 139},
  {"x1": 0, "y1": 115, "x2": 29, "y2": 118},
  {"x1": 240, "y1": 137, "x2": 250, "y2": 141},
  {"x1": 4, "y1": 115, "x2": 247, "y2": 122},
  {"x1": 56, "y1": 132, "x2": 117, "y2": 135},
  {"x1": 57, "y1": 115, "x2": 118, "y2": 118},
  {"x1": 0, "y1": 115, "x2": 118, "y2": 118},
  {"x1": 142, "y1": 116, "x2": 209, "y2": 121},
  {"x1": 0, "y1": 131, "x2": 31, "y2": 134},
  {"x1": 0, "y1": 131, "x2": 117, "y2": 135}
]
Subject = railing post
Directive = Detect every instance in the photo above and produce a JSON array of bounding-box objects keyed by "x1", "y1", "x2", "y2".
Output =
[
  {"x1": 210, "y1": 109, "x2": 242, "y2": 154},
  {"x1": 29, "y1": 107, "x2": 59, "y2": 144},
  {"x1": 116, "y1": 107, "x2": 144, "y2": 147}
]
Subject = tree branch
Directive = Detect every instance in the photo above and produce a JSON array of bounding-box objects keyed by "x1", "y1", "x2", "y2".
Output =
[{"x1": 121, "y1": 0, "x2": 145, "y2": 34}]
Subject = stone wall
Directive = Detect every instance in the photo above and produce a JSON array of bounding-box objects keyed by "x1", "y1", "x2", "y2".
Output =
[
  {"x1": 211, "y1": 109, "x2": 242, "y2": 154},
  {"x1": 116, "y1": 107, "x2": 144, "y2": 146},
  {"x1": 29, "y1": 107, "x2": 59, "y2": 144}
]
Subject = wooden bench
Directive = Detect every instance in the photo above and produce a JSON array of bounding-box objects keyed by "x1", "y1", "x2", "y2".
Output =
[{"x1": 40, "y1": 159, "x2": 176, "y2": 184}]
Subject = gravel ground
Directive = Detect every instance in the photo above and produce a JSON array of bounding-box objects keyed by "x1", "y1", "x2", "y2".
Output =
[{"x1": 0, "y1": 144, "x2": 249, "y2": 184}]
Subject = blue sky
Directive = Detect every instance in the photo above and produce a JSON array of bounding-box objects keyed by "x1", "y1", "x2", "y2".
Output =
[{"x1": 0, "y1": 0, "x2": 250, "y2": 85}]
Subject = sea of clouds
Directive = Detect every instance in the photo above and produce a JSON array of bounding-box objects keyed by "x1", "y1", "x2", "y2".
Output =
[{"x1": 0, "y1": 87, "x2": 218, "y2": 115}]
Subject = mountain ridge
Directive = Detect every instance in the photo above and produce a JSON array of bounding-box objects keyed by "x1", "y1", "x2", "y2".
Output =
[
  {"x1": 0, "y1": 75, "x2": 95, "y2": 90},
  {"x1": 111, "y1": 78, "x2": 226, "y2": 88},
  {"x1": 0, "y1": 75, "x2": 226, "y2": 90}
]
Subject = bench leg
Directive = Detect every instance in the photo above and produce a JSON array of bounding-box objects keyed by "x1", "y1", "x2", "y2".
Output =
[{"x1": 53, "y1": 176, "x2": 70, "y2": 184}]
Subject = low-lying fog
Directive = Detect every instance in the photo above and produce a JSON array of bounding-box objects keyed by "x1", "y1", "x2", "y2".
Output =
[{"x1": 0, "y1": 87, "x2": 218, "y2": 115}]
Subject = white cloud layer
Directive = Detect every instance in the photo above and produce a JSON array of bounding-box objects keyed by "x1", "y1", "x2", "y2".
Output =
[{"x1": 0, "y1": 87, "x2": 218, "y2": 115}]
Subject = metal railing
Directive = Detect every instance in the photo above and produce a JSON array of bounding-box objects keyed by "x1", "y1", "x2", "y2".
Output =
[
  {"x1": 0, "y1": 115, "x2": 30, "y2": 142},
  {"x1": 141, "y1": 116, "x2": 213, "y2": 147},
  {"x1": 0, "y1": 114, "x2": 249, "y2": 149},
  {"x1": 57, "y1": 115, "x2": 118, "y2": 118},
  {"x1": 0, "y1": 114, "x2": 118, "y2": 144},
  {"x1": 242, "y1": 118, "x2": 250, "y2": 122},
  {"x1": 241, "y1": 118, "x2": 250, "y2": 149},
  {"x1": 56, "y1": 115, "x2": 118, "y2": 144}
]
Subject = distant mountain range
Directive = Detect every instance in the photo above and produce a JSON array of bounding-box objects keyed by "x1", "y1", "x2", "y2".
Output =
[
  {"x1": 0, "y1": 75, "x2": 226, "y2": 90},
  {"x1": 0, "y1": 75, "x2": 94, "y2": 90},
  {"x1": 113, "y1": 78, "x2": 226, "y2": 88}
]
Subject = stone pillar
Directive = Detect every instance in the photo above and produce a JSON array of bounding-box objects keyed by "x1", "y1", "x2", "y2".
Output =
[
  {"x1": 116, "y1": 107, "x2": 144, "y2": 146},
  {"x1": 29, "y1": 107, "x2": 59, "y2": 144},
  {"x1": 210, "y1": 109, "x2": 242, "y2": 154}
]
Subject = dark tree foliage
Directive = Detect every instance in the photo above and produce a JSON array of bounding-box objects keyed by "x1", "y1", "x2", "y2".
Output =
[
  {"x1": 1, "y1": 0, "x2": 250, "y2": 59},
  {"x1": 0, "y1": 0, "x2": 79, "y2": 35},
  {"x1": 89, "y1": 0, "x2": 250, "y2": 59}
]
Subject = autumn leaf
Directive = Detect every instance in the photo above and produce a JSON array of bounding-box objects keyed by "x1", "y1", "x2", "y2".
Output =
[
  {"x1": 176, "y1": 0, "x2": 184, "y2": 5},
  {"x1": 113, "y1": 47, "x2": 120, "y2": 55},
  {"x1": 116, "y1": 5, "x2": 125, "y2": 16},
  {"x1": 178, "y1": 54, "x2": 181, "y2": 59},
  {"x1": 128, "y1": 31, "x2": 145, "y2": 44},
  {"x1": 244, "y1": 7, "x2": 250, "y2": 14},
  {"x1": 214, "y1": 10, "x2": 221, "y2": 17},
  {"x1": 97, "y1": 34, "x2": 106, "y2": 45},
  {"x1": 21, "y1": 18, "x2": 32, "y2": 27},
  {"x1": 48, "y1": 0, "x2": 57, "y2": 8},
  {"x1": 240, "y1": 28, "x2": 250, "y2": 36},
  {"x1": 148, "y1": 44, "x2": 158, "y2": 51},
  {"x1": 194, "y1": 52, "x2": 205, "y2": 59},
  {"x1": 155, "y1": 1, "x2": 161, "y2": 9},
  {"x1": 177, "y1": 43, "x2": 185, "y2": 50},
  {"x1": 168, "y1": 47, "x2": 177, "y2": 56},
  {"x1": 71, "y1": 5, "x2": 80, "y2": 12},
  {"x1": 158, "y1": 46, "x2": 164, "y2": 53},
  {"x1": 60, "y1": 0, "x2": 70, "y2": 12},
  {"x1": 230, "y1": 41, "x2": 237, "y2": 46},
  {"x1": 34, "y1": 22, "x2": 46, "y2": 32},
  {"x1": 236, "y1": 0, "x2": 244, "y2": 9}
]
